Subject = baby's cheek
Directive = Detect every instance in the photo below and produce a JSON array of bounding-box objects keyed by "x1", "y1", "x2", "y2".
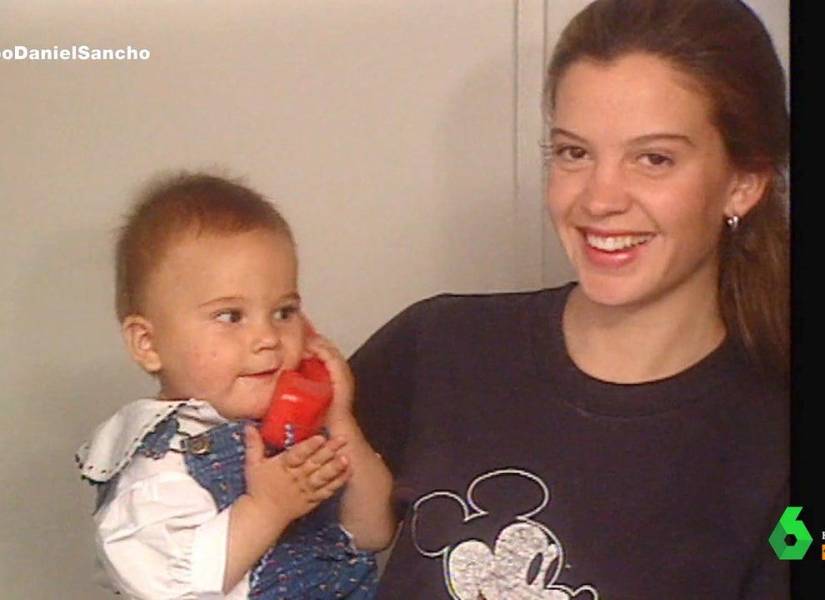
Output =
[
  {"x1": 288, "y1": 328, "x2": 308, "y2": 361},
  {"x1": 281, "y1": 337, "x2": 305, "y2": 369},
  {"x1": 186, "y1": 350, "x2": 227, "y2": 388}
]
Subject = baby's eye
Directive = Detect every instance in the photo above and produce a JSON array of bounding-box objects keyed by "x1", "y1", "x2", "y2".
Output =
[
  {"x1": 273, "y1": 305, "x2": 299, "y2": 322},
  {"x1": 214, "y1": 309, "x2": 243, "y2": 323}
]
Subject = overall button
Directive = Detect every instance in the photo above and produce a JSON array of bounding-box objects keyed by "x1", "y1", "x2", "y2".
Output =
[{"x1": 186, "y1": 434, "x2": 212, "y2": 455}]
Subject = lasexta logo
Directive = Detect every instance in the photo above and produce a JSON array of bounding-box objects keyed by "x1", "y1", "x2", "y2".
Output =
[{"x1": 768, "y1": 506, "x2": 813, "y2": 560}]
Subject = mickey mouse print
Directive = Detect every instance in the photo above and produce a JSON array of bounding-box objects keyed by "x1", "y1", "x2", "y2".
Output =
[{"x1": 410, "y1": 469, "x2": 600, "y2": 600}]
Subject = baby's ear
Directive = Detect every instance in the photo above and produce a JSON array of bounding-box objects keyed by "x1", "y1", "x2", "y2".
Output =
[{"x1": 121, "y1": 315, "x2": 162, "y2": 373}]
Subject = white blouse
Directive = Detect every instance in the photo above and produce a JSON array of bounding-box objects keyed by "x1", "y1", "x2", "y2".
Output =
[{"x1": 77, "y1": 399, "x2": 249, "y2": 599}]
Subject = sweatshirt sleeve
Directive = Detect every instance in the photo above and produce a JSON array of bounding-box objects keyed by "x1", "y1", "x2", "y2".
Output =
[
  {"x1": 350, "y1": 300, "x2": 424, "y2": 479},
  {"x1": 94, "y1": 455, "x2": 239, "y2": 599}
]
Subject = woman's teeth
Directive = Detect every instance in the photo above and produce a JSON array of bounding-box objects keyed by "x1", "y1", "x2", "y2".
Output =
[{"x1": 585, "y1": 233, "x2": 654, "y2": 252}]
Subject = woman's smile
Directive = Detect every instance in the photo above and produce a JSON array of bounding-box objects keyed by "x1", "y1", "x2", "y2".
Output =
[{"x1": 578, "y1": 227, "x2": 656, "y2": 268}]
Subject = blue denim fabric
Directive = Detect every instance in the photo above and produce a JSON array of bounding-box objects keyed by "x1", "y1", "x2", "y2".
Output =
[
  {"x1": 140, "y1": 415, "x2": 378, "y2": 599},
  {"x1": 138, "y1": 414, "x2": 181, "y2": 459},
  {"x1": 183, "y1": 421, "x2": 249, "y2": 511}
]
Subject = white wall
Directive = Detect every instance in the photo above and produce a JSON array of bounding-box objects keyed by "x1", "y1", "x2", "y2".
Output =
[{"x1": 0, "y1": 2, "x2": 787, "y2": 597}]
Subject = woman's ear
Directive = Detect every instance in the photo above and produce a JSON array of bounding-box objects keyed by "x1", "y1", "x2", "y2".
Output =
[
  {"x1": 725, "y1": 169, "x2": 770, "y2": 220},
  {"x1": 121, "y1": 315, "x2": 162, "y2": 373}
]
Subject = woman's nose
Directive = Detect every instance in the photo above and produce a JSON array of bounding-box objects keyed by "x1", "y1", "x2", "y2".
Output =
[{"x1": 578, "y1": 162, "x2": 632, "y2": 217}]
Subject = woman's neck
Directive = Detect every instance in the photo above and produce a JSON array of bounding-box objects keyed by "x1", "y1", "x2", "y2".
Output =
[{"x1": 562, "y1": 284, "x2": 726, "y2": 384}]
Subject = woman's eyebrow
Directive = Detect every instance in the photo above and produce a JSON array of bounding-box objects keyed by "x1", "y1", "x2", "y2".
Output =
[
  {"x1": 550, "y1": 128, "x2": 695, "y2": 148},
  {"x1": 628, "y1": 133, "x2": 695, "y2": 147},
  {"x1": 549, "y1": 127, "x2": 587, "y2": 142}
]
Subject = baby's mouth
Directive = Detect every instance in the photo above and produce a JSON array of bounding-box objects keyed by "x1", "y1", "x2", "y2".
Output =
[{"x1": 242, "y1": 368, "x2": 279, "y2": 379}]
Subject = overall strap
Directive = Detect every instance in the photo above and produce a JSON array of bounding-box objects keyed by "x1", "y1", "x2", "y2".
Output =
[
  {"x1": 182, "y1": 421, "x2": 249, "y2": 511},
  {"x1": 137, "y1": 413, "x2": 181, "y2": 459}
]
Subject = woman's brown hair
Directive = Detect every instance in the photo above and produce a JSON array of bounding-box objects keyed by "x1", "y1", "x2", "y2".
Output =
[{"x1": 543, "y1": 0, "x2": 790, "y2": 381}]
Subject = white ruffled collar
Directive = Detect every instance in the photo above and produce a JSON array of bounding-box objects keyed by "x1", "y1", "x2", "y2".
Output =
[{"x1": 76, "y1": 399, "x2": 228, "y2": 483}]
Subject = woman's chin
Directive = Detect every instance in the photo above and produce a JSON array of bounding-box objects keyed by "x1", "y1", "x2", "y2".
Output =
[{"x1": 574, "y1": 274, "x2": 647, "y2": 309}]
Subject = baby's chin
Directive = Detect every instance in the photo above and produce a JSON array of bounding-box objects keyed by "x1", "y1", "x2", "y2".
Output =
[
  {"x1": 246, "y1": 404, "x2": 271, "y2": 421},
  {"x1": 160, "y1": 391, "x2": 273, "y2": 423},
  {"x1": 208, "y1": 401, "x2": 272, "y2": 422}
]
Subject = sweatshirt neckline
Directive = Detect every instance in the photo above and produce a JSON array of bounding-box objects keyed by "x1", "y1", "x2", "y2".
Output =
[{"x1": 532, "y1": 282, "x2": 738, "y2": 418}]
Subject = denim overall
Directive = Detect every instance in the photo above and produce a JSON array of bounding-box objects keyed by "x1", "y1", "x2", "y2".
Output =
[{"x1": 138, "y1": 415, "x2": 378, "y2": 599}]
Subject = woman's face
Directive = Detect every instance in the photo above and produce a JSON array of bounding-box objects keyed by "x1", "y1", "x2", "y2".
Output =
[{"x1": 545, "y1": 52, "x2": 759, "y2": 310}]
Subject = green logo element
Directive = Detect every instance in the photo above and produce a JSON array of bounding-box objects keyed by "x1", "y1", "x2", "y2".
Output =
[{"x1": 769, "y1": 506, "x2": 813, "y2": 560}]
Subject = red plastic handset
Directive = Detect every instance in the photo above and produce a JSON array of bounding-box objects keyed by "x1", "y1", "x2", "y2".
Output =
[{"x1": 260, "y1": 357, "x2": 332, "y2": 449}]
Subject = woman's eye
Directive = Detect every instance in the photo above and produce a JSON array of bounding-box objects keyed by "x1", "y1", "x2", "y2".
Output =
[
  {"x1": 215, "y1": 309, "x2": 242, "y2": 323},
  {"x1": 639, "y1": 152, "x2": 674, "y2": 168},
  {"x1": 554, "y1": 144, "x2": 588, "y2": 161},
  {"x1": 273, "y1": 306, "x2": 299, "y2": 321}
]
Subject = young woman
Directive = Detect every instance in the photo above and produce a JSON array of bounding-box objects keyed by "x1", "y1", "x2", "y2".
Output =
[{"x1": 352, "y1": 0, "x2": 789, "y2": 598}]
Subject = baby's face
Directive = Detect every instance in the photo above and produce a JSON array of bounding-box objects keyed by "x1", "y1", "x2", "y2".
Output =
[{"x1": 140, "y1": 228, "x2": 306, "y2": 420}]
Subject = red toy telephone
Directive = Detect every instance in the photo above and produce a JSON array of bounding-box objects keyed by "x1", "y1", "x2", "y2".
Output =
[{"x1": 260, "y1": 325, "x2": 332, "y2": 449}]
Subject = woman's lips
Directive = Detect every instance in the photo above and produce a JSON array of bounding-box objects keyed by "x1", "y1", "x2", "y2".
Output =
[{"x1": 578, "y1": 228, "x2": 655, "y2": 268}]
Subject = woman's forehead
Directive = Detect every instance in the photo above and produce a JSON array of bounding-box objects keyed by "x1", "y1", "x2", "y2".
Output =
[{"x1": 552, "y1": 53, "x2": 716, "y2": 141}]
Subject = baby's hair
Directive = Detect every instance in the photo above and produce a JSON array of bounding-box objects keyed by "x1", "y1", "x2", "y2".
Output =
[{"x1": 115, "y1": 170, "x2": 294, "y2": 322}]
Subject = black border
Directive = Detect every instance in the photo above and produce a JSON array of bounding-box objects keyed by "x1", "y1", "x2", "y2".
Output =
[{"x1": 789, "y1": 0, "x2": 824, "y2": 596}]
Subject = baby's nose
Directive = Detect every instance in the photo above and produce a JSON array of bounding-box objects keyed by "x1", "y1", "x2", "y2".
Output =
[{"x1": 252, "y1": 321, "x2": 281, "y2": 351}]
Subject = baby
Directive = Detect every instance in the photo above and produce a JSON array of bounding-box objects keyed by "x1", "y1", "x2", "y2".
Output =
[{"x1": 76, "y1": 172, "x2": 395, "y2": 599}]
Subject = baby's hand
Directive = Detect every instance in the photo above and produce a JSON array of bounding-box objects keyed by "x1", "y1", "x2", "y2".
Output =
[
  {"x1": 305, "y1": 333, "x2": 355, "y2": 421},
  {"x1": 243, "y1": 426, "x2": 350, "y2": 522}
]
